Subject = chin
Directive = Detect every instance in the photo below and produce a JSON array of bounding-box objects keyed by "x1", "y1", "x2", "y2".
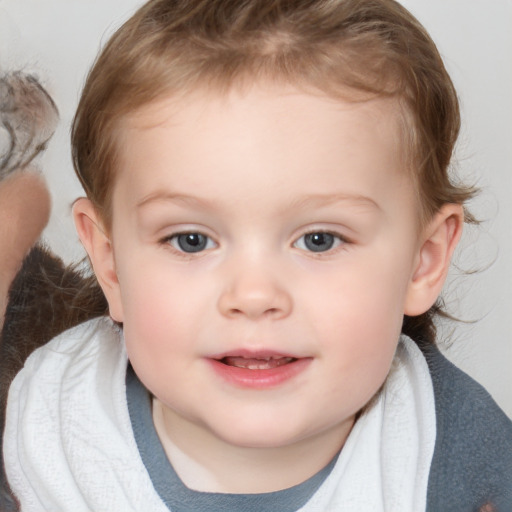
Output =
[{"x1": 211, "y1": 418, "x2": 317, "y2": 450}]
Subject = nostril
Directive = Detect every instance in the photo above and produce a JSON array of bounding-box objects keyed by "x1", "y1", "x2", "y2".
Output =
[{"x1": 225, "y1": 305, "x2": 285, "y2": 320}]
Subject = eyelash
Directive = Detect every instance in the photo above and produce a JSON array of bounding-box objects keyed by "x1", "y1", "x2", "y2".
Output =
[
  {"x1": 160, "y1": 229, "x2": 349, "y2": 255},
  {"x1": 293, "y1": 230, "x2": 349, "y2": 254},
  {"x1": 161, "y1": 232, "x2": 217, "y2": 254}
]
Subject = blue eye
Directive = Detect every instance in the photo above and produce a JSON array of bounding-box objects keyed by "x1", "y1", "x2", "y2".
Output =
[
  {"x1": 169, "y1": 233, "x2": 215, "y2": 253},
  {"x1": 294, "y1": 232, "x2": 343, "y2": 253}
]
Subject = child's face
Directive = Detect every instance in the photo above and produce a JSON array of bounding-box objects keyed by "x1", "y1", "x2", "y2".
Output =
[{"x1": 105, "y1": 85, "x2": 425, "y2": 450}]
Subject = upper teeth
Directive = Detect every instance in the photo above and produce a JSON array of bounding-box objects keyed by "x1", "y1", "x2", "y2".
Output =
[{"x1": 224, "y1": 356, "x2": 294, "y2": 369}]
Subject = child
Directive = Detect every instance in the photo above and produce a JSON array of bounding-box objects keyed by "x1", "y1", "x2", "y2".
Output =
[{"x1": 2, "y1": 0, "x2": 512, "y2": 510}]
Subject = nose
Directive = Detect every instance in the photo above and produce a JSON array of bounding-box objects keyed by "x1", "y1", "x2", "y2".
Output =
[{"x1": 217, "y1": 265, "x2": 293, "y2": 321}]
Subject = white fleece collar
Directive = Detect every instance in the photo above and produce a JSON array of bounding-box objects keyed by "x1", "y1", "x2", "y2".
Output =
[
  {"x1": 4, "y1": 318, "x2": 435, "y2": 512},
  {"x1": 301, "y1": 336, "x2": 436, "y2": 511}
]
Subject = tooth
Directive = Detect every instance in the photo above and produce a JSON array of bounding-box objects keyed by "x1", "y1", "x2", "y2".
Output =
[{"x1": 222, "y1": 356, "x2": 296, "y2": 370}]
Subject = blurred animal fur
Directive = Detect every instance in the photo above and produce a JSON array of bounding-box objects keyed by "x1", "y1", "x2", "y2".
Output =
[
  {"x1": 0, "y1": 72, "x2": 59, "y2": 178},
  {"x1": 0, "y1": 71, "x2": 107, "y2": 511},
  {"x1": 0, "y1": 247, "x2": 107, "y2": 511}
]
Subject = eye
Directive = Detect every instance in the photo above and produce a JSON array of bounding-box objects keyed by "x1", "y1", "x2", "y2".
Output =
[
  {"x1": 294, "y1": 231, "x2": 344, "y2": 253},
  {"x1": 168, "y1": 232, "x2": 216, "y2": 253}
]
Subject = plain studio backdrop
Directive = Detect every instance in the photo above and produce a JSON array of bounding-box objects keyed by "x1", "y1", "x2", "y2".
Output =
[{"x1": 1, "y1": 0, "x2": 511, "y2": 418}]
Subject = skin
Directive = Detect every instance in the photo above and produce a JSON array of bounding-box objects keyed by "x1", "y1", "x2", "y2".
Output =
[
  {"x1": 74, "y1": 83, "x2": 463, "y2": 494},
  {"x1": 0, "y1": 169, "x2": 51, "y2": 324}
]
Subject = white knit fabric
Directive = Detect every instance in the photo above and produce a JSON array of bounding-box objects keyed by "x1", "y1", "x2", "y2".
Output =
[
  {"x1": 299, "y1": 334, "x2": 437, "y2": 511},
  {"x1": 4, "y1": 317, "x2": 436, "y2": 512}
]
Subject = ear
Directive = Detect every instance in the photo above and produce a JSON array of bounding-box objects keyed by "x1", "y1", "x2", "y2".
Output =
[
  {"x1": 73, "y1": 198, "x2": 124, "y2": 322},
  {"x1": 404, "y1": 203, "x2": 464, "y2": 316}
]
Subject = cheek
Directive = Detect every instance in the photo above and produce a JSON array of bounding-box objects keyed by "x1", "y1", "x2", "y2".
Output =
[
  {"x1": 300, "y1": 256, "x2": 408, "y2": 388},
  {"x1": 123, "y1": 285, "x2": 186, "y2": 345},
  {"x1": 117, "y1": 258, "x2": 214, "y2": 355},
  {"x1": 305, "y1": 257, "x2": 408, "y2": 335},
  {"x1": 119, "y1": 275, "x2": 198, "y2": 400}
]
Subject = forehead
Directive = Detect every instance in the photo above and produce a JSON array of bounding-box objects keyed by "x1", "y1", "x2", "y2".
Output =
[
  {"x1": 126, "y1": 83, "x2": 403, "y2": 134},
  {"x1": 113, "y1": 84, "x2": 413, "y2": 217}
]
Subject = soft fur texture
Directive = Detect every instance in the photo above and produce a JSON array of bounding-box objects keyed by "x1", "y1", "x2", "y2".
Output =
[
  {"x1": 0, "y1": 70, "x2": 105, "y2": 511},
  {"x1": 0, "y1": 246, "x2": 107, "y2": 511},
  {"x1": 0, "y1": 72, "x2": 59, "y2": 179}
]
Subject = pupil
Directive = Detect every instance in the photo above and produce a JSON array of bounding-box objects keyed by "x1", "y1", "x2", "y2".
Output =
[
  {"x1": 305, "y1": 233, "x2": 334, "y2": 252},
  {"x1": 178, "y1": 233, "x2": 207, "y2": 253}
]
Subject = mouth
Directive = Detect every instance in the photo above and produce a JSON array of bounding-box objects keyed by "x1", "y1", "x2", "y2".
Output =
[
  {"x1": 218, "y1": 355, "x2": 298, "y2": 370},
  {"x1": 208, "y1": 351, "x2": 310, "y2": 388}
]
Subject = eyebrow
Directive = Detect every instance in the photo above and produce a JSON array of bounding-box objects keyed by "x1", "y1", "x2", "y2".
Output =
[
  {"x1": 286, "y1": 193, "x2": 381, "y2": 213},
  {"x1": 136, "y1": 190, "x2": 381, "y2": 213},
  {"x1": 136, "y1": 192, "x2": 215, "y2": 210}
]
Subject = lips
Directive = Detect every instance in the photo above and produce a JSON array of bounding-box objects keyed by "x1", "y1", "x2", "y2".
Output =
[{"x1": 207, "y1": 350, "x2": 310, "y2": 388}]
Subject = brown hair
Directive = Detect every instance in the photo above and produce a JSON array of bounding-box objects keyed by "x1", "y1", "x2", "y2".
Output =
[{"x1": 71, "y1": 0, "x2": 476, "y2": 344}]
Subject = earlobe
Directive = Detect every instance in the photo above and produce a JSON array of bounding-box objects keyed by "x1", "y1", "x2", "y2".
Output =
[
  {"x1": 73, "y1": 198, "x2": 124, "y2": 322},
  {"x1": 404, "y1": 204, "x2": 464, "y2": 316}
]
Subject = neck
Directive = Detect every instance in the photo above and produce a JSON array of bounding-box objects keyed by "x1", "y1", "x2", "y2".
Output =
[{"x1": 152, "y1": 398, "x2": 353, "y2": 494}]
